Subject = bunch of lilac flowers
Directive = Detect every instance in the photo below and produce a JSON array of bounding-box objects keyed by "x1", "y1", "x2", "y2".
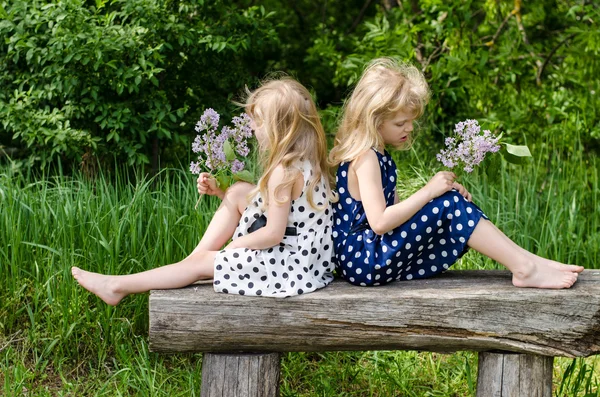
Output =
[
  {"x1": 190, "y1": 108, "x2": 253, "y2": 176},
  {"x1": 436, "y1": 119, "x2": 501, "y2": 173}
]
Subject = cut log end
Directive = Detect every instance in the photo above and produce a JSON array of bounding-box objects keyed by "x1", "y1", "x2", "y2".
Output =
[
  {"x1": 201, "y1": 353, "x2": 280, "y2": 397},
  {"x1": 476, "y1": 352, "x2": 553, "y2": 397}
]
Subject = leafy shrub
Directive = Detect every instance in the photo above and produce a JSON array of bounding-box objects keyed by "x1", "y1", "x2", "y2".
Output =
[
  {"x1": 0, "y1": 0, "x2": 279, "y2": 169},
  {"x1": 1, "y1": 0, "x2": 598, "y2": 171},
  {"x1": 305, "y1": 1, "x2": 600, "y2": 154}
]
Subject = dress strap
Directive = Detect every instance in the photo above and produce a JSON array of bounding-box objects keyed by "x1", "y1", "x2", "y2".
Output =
[
  {"x1": 297, "y1": 159, "x2": 314, "y2": 185},
  {"x1": 371, "y1": 146, "x2": 383, "y2": 156}
]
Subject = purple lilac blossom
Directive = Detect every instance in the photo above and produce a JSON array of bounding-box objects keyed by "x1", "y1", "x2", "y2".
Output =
[
  {"x1": 231, "y1": 159, "x2": 245, "y2": 173},
  {"x1": 232, "y1": 114, "x2": 253, "y2": 139},
  {"x1": 190, "y1": 161, "x2": 202, "y2": 174},
  {"x1": 436, "y1": 119, "x2": 500, "y2": 173},
  {"x1": 190, "y1": 109, "x2": 254, "y2": 175},
  {"x1": 195, "y1": 108, "x2": 220, "y2": 133}
]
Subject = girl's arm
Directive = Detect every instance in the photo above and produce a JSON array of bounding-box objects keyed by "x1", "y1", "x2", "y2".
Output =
[
  {"x1": 226, "y1": 165, "x2": 294, "y2": 250},
  {"x1": 354, "y1": 151, "x2": 456, "y2": 235}
]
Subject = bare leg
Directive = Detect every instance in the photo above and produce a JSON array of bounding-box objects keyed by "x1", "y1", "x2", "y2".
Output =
[
  {"x1": 467, "y1": 219, "x2": 582, "y2": 289},
  {"x1": 72, "y1": 250, "x2": 217, "y2": 306},
  {"x1": 488, "y1": 222, "x2": 583, "y2": 273},
  {"x1": 71, "y1": 182, "x2": 255, "y2": 306},
  {"x1": 189, "y1": 182, "x2": 255, "y2": 254}
]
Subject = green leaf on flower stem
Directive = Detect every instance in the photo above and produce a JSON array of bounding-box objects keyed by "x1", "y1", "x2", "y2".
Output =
[
  {"x1": 501, "y1": 143, "x2": 532, "y2": 165},
  {"x1": 215, "y1": 174, "x2": 231, "y2": 191},
  {"x1": 223, "y1": 139, "x2": 236, "y2": 162},
  {"x1": 233, "y1": 170, "x2": 254, "y2": 183}
]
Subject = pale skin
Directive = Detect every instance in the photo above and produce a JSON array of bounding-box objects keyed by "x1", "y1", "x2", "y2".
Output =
[
  {"x1": 347, "y1": 109, "x2": 584, "y2": 289},
  {"x1": 72, "y1": 121, "x2": 305, "y2": 306}
]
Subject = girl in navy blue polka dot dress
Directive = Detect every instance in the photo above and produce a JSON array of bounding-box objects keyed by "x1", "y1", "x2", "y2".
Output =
[
  {"x1": 329, "y1": 58, "x2": 583, "y2": 289},
  {"x1": 72, "y1": 78, "x2": 337, "y2": 304}
]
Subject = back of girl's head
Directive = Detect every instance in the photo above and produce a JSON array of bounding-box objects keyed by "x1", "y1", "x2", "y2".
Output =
[
  {"x1": 243, "y1": 77, "x2": 336, "y2": 208},
  {"x1": 329, "y1": 57, "x2": 430, "y2": 165}
]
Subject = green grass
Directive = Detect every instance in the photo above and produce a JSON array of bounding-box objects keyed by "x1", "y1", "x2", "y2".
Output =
[{"x1": 1, "y1": 138, "x2": 598, "y2": 396}]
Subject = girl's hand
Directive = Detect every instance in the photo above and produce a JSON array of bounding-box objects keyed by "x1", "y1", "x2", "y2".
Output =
[
  {"x1": 452, "y1": 182, "x2": 472, "y2": 202},
  {"x1": 424, "y1": 171, "x2": 456, "y2": 199},
  {"x1": 197, "y1": 173, "x2": 225, "y2": 199}
]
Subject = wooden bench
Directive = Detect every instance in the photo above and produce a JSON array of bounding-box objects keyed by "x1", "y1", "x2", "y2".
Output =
[{"x1": 149, "y1": 270, "x2": 600, "y2": 396}]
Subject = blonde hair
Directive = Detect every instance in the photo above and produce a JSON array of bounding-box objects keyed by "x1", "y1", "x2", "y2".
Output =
[
  {"x1": 329, "y1": 57, "x2": 430, "y2": 165},
  {"x1": 243, "y1": 77, "x2": 336, "y2": 209}
]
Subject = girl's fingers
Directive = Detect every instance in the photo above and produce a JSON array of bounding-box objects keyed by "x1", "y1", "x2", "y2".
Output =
[{"x1": 198, "y1": 173, "x2": 212, "y2": 184}]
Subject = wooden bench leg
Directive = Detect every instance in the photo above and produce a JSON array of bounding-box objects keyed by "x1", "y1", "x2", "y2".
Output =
[
  {"x1": 201, "y1": 352, "x2": 280, "y2": 397},
  {"x1": 476, "y1": 352, "x2": 553, "y2": 397}
]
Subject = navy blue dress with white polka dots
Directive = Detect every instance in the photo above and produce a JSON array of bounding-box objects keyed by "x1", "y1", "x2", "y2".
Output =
[{"x1": 332, "y1": 148, "x2": 489, "y2": 286}]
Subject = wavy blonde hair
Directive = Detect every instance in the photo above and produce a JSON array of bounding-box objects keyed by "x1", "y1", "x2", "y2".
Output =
[
  {"x1": 243, "y1": 77, "x2": 336, "y2": 209},
  {"x1": 329, "y1": 57, "x2": 430, "y2": 165}
]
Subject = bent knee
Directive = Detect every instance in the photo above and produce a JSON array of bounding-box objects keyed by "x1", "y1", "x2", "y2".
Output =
[
  {"x1": 226, "y1": 181, "x2": 254, "y2": 197},
  {"x1": 442, "y1": 189, "x2": 467, "y2": 204},
  {"x1": 224, "y1": 181, "x2": 255, "y2": 210}
]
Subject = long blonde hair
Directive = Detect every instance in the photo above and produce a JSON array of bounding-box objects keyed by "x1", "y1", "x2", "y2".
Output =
[
  {"x1": 244, "y1": 77, "x2": 336, "y2": 209},
  {"x1": 329, "y1": 57, "x2": 430, "y2": 165}
]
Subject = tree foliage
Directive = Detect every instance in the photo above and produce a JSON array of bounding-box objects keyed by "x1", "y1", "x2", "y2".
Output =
[
  {"x1": 0, "y1": 0, "x2": 278, "y2": 169},
  {"x1": 305, "y1": 0, "x2": 600, "y2": 153},
  {"x1": 0, "y1": 0, "x2": 598, "y2": 170}
]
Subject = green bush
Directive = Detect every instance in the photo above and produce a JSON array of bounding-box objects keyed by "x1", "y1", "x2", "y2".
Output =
[
  {"x1": 1, "y1": 0, "x2": 598, "y2": 170},
  {"x1": 305, "y1": 1, "x2": 600, "y2": 154},
  {"x1": 0, "y1": 0, "x2": 279, "y2": 169}
]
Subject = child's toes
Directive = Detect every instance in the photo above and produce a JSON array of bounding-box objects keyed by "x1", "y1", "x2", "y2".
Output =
[{"x1": 567, "y1": 272, "x2": 578, "y2": 287}]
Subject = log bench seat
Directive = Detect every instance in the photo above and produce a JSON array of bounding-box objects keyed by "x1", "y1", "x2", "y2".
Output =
[{"x1": 149, "y1": 270, "x2": 600, "y2": 396}]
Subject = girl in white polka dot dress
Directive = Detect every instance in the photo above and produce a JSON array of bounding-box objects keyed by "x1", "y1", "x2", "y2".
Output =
[
  {"x1": 71, "y1": 78, "x2": 336, "y2": 304},
  {"x1": 329, "y1": 58, "x2": 583, "y2": 289}
]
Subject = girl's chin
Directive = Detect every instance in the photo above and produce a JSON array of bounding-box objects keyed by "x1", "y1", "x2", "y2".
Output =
[{"x1": 388, "y1": 138, "x2": 411, "y2": 150}]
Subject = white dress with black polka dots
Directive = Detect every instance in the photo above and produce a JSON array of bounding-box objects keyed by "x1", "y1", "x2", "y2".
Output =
[{"x1": 213, "y1": 159, "x2": 335, "y2": 297}]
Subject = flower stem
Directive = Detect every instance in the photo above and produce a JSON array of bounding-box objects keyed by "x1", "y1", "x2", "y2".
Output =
[{"x1": 194, "y1": 193, "x2": 204, "y2": 210}]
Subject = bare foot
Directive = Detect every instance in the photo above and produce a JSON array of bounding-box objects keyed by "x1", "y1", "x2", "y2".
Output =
[
  {"x1": 512, "y1": 261, "x2": 579, "y2": 289},
  {"x1": 489, "y1": 222, "x2": 584, "y2": 274},
  {"x1": 71, "y1": 267, "x2": 126, "y2": 306},
  {"x1": 543, "y1": 259, "x2": 584, "y2": 273}
]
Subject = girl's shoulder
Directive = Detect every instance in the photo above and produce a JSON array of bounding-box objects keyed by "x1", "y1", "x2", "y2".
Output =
[
  {"x1": 350, "y1": 147, "x2": 385, "y2": 169},
  {"x1": 268, "y1": 160, "x2": 309, "y2": 186}
]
